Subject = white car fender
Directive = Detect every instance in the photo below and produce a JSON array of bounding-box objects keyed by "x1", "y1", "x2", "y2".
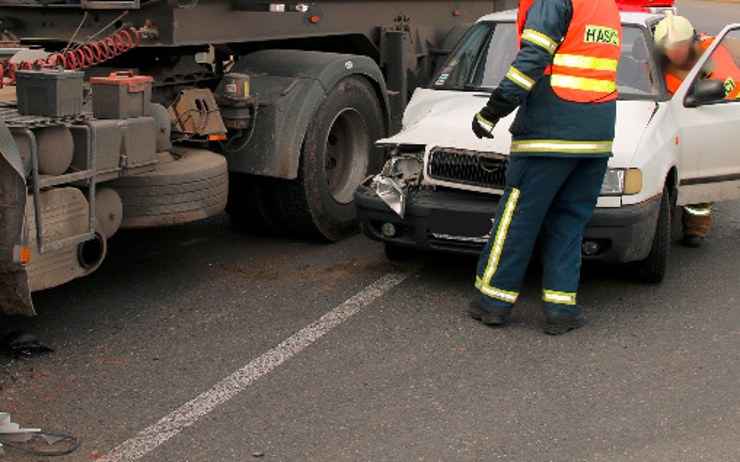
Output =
[{"x1": 619, "y1": 101, "x2": 678, "y2": 206}]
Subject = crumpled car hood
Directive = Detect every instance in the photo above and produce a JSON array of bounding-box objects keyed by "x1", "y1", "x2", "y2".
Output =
[{"x1": 378, "y1": 88, "x2": 657, "y2": 166}]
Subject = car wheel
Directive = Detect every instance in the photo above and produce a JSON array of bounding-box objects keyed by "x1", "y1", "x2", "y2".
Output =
[{"x1": 631, "y1": 185, "x2": 671, "y2": 283}]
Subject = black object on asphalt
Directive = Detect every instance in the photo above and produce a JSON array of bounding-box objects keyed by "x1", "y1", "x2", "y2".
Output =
[{"x1": 2, "y1": 332, "x2": 54, "y2": 356}]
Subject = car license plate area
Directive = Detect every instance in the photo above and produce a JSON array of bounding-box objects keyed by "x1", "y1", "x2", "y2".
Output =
[{"x1": 428, "y1": 210, "x2": 493, "y2": 240}]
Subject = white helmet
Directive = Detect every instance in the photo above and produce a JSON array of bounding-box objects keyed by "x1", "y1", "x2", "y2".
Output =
[{"x1": 654, "y1": 15, "x2": 696, "y2": 49}]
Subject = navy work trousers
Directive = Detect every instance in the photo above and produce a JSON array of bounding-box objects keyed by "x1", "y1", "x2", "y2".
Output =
[{"x1": 475, "y1": 155, "x2": 609, "y2": 315}]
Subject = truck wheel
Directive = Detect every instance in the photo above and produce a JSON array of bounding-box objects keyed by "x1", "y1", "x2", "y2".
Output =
[
  {"x1": 274, "y1": 76, "x2": 384, "y2": 241},
  {"x1": 632, "y1": 186, "x2": 671, "y2": 283},
  {"x1": 109, "y1": 148, "x2": 228, "y2": 229}
]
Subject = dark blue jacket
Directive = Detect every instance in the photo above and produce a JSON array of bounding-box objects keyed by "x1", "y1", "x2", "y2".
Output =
[{"x1": 497, "y1": 0, "x2": 618, "y2": 158}]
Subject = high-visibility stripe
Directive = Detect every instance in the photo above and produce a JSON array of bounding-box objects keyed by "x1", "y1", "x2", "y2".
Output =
[
  {"x1": 543, "y1": 289, "x2": 577, "y2": 306},
  {"x1": 550, "y1": 74, "x2": 616, "y2": 94},
  {"x1": 521, "y1": 28, "x2": 558, "y2": 54},
  {"x1": 476, "y1": 113, "x2": 495, "y2": 130},
  {"x1": 552, "y1": 54, "x2": 618, "y2": 72},
  {"x1": 506, "y1": 66, "x2": 535, "y2": 91},
  {"x1": 482, "y1": 187, "x2": 521, "y2": 284},
  {"x1": 683, "y1": 205, "x2": 713, "y2": 217},
  {"x1": 511, "y1": 139, "x2": 613, "y2": 154},
  {"x1": 476, "y1": 277, "x2": 519, "y2": 303}
]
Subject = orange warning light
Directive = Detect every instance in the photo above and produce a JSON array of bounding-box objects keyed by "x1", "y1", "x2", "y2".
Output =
[
  {"x1": 675, "y1": 136, "x2": 679, "y2": 145},
  {"x1": 20, "y1": 246, "x2": 30, "y2": 264},
  {"x1": 209, "y1": 133, "x2": 227, "y2": 141},
  {"x1": 310, "y1": 15, "x2": 321, "y2": 24}
]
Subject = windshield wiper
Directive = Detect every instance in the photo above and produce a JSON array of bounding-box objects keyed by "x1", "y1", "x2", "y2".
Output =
[{"x1": 463, "y1": 84, "x2": 493, "y2": 93}]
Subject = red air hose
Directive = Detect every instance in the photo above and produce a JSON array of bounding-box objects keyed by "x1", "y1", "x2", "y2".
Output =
[{"x1": 1, "y1": 28, "x2": 140, "y2": 85}]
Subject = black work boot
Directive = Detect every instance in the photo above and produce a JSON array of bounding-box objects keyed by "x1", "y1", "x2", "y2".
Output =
[
  {"x1": 681, "y1": 235, "x2": 703, "y2": 248},
  {"x1": 544, "y1": 311, "x2": 585, "y2": 335},
  {"x1": 468, "y1": 299, "x2": 510, "y2": 326}
]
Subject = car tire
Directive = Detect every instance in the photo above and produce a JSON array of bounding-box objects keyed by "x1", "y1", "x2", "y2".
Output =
[
  {"x1": 631, "y1": 186, "x2": 671, "y2": 283},
  {"x1": 110, "y1": 149, "x2": 228, "y2": 229},
  {"x1": 271, "y1": 76, "x2": 385, "y2": 242}
]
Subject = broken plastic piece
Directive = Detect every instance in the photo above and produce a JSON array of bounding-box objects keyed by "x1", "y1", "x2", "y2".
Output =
[
  {"x1": 0, "y1": 413, "x2": 80, "y2": 457},
  {"x1": 374, "y1": 175, "x2": 407, "y2": 218}
]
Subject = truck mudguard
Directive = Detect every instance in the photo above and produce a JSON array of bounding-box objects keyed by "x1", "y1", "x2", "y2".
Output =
[
  {"x1": 223, "y1": 50, "x2": 389, "y2": 180},
  {"x1": 0, "y1": 120, "x2": 33, "y2": 316}
]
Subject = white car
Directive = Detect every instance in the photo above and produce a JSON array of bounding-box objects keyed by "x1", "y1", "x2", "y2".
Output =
[{"x1": 356, "y1": 10, "x2": 740, "y2": 283}]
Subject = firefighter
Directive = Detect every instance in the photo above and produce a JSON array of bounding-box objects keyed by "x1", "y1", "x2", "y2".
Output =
[
  {"x1": 654, "y1": 14, "x2": 740, "y2": 247},
  {"x1": 469, "y1": 0, "x2": 621, "y2": 335}
]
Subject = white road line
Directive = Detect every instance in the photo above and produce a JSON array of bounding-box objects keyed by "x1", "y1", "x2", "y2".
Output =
[{"x1": 100, "y1": 270, "x2": 413, "y2": 462}]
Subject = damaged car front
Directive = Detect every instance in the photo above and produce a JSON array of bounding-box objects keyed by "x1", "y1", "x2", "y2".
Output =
[{"x1": 356, "y1": 10, "x2": 672, "y2": 271}]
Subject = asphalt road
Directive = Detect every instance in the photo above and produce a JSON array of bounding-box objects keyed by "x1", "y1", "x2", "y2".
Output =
[{"x1": 2, "y1": 2, "x2": 740, "y2": 461}]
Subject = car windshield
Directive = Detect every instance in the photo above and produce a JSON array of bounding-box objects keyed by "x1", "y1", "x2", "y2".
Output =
[{"x1": 432, "y1": 21, "x2": 660, "y2": 100}]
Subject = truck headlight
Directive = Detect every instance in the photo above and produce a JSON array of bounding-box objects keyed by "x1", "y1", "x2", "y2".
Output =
[{"x1": 601, "y1": 168, "x2": 642, "y2": 196}]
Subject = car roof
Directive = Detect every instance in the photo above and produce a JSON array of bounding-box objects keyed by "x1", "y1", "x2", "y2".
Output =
[{"x1": 477, "y1": 9, "x2": 664, "y2": 27}]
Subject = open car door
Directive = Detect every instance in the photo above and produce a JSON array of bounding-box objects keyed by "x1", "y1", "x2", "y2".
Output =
[{"x1": 670, "y1": 24, "x2": 740, "y2": 206}]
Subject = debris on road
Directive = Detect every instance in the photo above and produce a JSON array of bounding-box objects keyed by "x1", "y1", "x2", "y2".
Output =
[
  {"x1": 1, "y1": 332, "x2": 54, "y2": 357},
  {"x1": 0, "y1": 412, "x2": 79, "y2": 457}
]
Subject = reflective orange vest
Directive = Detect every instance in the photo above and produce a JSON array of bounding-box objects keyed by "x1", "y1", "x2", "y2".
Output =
[
  {"x1": 517, "y1": 0, "x2": 622, "y2": 102},
  {"x1": 517, "y1": 0, "x2": 537, "y2": 48},
  {"x1": 548, "y1": 0, "x2": 622, "y2": 102},
  {"x1": 665, "y1": 35, "x2": 740, "y2": 99}
]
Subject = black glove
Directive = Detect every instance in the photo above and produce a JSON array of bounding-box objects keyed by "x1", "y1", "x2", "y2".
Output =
[
  {"x1": 472, "y1": 108, "x2": 498, "y2": 139},
  {"x1": 471, "y1": 88, "x2": 519, "y2": 139}
]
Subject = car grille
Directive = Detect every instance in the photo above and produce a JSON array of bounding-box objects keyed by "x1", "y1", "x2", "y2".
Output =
[{"x1": 427, "y1": 148, "x2": 508, "y2": 190}]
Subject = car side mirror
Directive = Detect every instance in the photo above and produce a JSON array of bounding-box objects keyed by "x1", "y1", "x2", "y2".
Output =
[{"x1": 685, "y1": 79, "x2": 726, "y2": 107}]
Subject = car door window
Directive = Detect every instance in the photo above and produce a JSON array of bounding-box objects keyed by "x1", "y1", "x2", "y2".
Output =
[{"x1": 691, "y1": 29, "x2": 740, "y2": 102}]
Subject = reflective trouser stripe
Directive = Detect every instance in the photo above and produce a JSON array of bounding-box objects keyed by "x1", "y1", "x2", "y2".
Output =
[
  {"x1": 550, "y1": 74, "x2": 616, "y2": 94},
  {"x1": 552, "y1": 54, "x2": 619, "y2": 72},
  {"x1": 543, "y1": 289, "x2": 577, "y2": 306},
  {"x1": 476, "y1": 277, "x2": 519, "y2": 303},
  {"x1": 482, "y1": 188, "x2": 521, "y2": 284},
  {"x1": 511, "y1": 140, "x2": 613, "y2": 154},
  {"x1": 683, "y1": 205, "x2": 713, "y2": 216},
  {"x1": 521, "y1": 28, "x2": 558, "y2": 54},
  {"x1": 506, "y1": 66, "x2": 535, "y2": 91}
]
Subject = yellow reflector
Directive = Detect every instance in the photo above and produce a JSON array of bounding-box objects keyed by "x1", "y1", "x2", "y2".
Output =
[
  {"x1": 624, "y1": 168, "x2": 643, "y2": 195},
  {"x1": 209, "y1": 133, "x2": 227, "y2": 141}
]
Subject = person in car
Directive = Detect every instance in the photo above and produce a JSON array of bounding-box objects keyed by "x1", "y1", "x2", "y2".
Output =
[
  {"x1": 469, "y1": 0, "x2": 622, "y2": 335},
  {"x1": 655, "y1": 15, "x2": 740, "y2": 247}
]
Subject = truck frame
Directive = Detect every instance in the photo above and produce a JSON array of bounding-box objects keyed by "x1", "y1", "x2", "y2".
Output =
[{"x1": 0, "y1": 0, "x2": 513, "y2": 316}]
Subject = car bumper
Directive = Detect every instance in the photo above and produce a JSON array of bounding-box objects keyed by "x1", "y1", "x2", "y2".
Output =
[{"x1": 355, "y1": 185, "x2": 661, "y2": 263}]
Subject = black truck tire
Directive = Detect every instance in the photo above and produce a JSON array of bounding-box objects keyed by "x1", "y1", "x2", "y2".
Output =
[
  {"x1": 632, "y1": 186, "x2": 671, "y2": 284},
  {"x1": 272, "y1": 76, "x2": 385, "y2": 241},
  {"x1": 110, "y1": 149, "x2": 228, "y2": 229}
]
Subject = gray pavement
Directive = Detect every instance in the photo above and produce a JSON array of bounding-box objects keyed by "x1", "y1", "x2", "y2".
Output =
[{"x1": 2, "y1": 2, "x2": 740, "y2": 461}]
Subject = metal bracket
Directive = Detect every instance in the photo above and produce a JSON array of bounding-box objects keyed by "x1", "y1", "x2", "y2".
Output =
[
  {"x1": 80, "y1": 0, "x2": 141, "y2": 10},
  {"x1": 21, "y1": 124, "x2": 97, "y2": 254}
]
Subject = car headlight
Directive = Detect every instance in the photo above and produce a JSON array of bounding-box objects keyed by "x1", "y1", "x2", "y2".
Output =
[
  {"x1": 379, "y1": 145, "x2": 425, "y2": 180},
  {"x1": 601, "y1": 168, "x2": 643, "y2": 196}
]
